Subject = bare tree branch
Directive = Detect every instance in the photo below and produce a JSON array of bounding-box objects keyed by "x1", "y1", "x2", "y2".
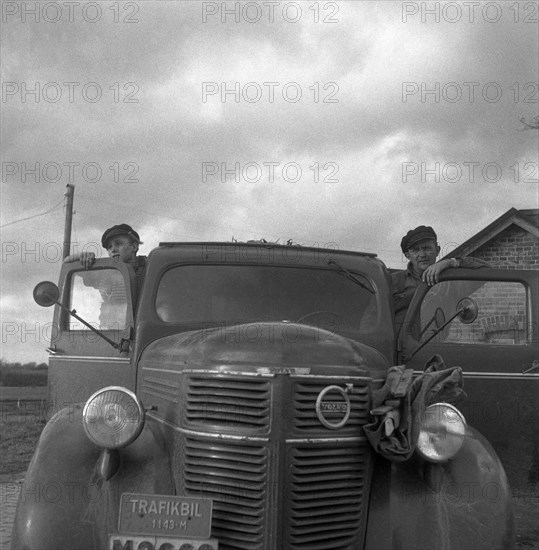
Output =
[{"x1": 519, "y1": 116, "x2": 539, "y2": 130}]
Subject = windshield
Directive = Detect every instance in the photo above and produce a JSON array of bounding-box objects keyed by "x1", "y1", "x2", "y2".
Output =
[{"x1": 155, "y1": 264, "x2": 378, "y2": 339}]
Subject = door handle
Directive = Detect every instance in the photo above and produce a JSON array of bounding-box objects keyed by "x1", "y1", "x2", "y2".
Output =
[{"x1": 522, "y1": 360, "x2": 539, "y2": 374}]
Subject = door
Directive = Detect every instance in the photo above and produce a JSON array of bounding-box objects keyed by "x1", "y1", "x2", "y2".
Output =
[
  {"x1": 46, "y1": 259, "x2": 137, "y2": 410},
  {"x1": 399, "y1": 268, "x2": 539, "y2": 489}
]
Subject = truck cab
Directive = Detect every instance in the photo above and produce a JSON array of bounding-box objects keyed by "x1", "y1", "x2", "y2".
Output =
[{"x1": 13, "y1": 242, "x2": 525, "y2": 550}]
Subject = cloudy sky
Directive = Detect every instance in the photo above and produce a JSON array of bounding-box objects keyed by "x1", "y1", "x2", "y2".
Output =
[{"x1": 1, "y1": 0, "x2": 538, "y2": 362}]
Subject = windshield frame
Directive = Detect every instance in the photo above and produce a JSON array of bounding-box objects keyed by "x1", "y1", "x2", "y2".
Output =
[{"x1": 152, "y1": 261, "x2": 381, "y2": 340}]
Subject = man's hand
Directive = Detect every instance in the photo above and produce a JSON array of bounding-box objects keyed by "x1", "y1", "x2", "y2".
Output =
[
  {"x1": 422, "y1": 259, "x2": 451, "y2": 286},
  {"x1": 79, "y1": 252, "x2": 96, "y2": 269}
]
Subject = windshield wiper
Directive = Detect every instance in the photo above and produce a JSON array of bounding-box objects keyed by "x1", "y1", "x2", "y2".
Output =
[{"x1": 327, "y1": 259, "x2": 375, "y2": 294}]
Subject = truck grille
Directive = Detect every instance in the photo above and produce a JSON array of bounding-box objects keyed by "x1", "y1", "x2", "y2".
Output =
[
  {"x1": 186, "y1": 376, "x2": 271, "y2": 429},
  {"x1": 181, "y1": 373, "x2": 372, "y2": 550},
  {"x1": 287, "y1": 443, "x2": 369, "y2": 549},
  {"x1": 184, "y1": 438, "x2": 267, "y2": 549}
]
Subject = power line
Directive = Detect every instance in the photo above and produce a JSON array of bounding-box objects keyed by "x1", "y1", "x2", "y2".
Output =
[{"x1": 0, "y1": 198, "x2": 65, "y2": 229}]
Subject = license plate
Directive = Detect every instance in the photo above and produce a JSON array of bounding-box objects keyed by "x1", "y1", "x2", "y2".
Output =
[
  {"x1": 109, "y1": 535, "x2": 219, "y2": 550},
  {"x1": 118, "y1": 493, "x2": 213, "y2": 538}
]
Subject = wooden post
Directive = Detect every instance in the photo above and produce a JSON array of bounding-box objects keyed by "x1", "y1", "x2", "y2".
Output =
[{"x1": 62, "y1": 184, "x2": 74, "y2": 259}]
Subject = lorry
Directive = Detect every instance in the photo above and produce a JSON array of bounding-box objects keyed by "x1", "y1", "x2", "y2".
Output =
[{"x1": 12, "y1": 240, "x2": 538, "y2": 550}]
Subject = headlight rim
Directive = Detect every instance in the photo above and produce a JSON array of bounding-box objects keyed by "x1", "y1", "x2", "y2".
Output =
[
  {"x1": 82, "y1": 385, "x2": 145, "y2": 449},
  {"x1": 416, "y1": 401, "x2": 467, "y2": 464}
]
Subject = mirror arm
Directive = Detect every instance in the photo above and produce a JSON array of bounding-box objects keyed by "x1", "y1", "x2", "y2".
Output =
[
  {"x1": 403, "y1": 306, "x2": 468, "y2": 361},
  {"x1": 418, "y1": 315, "x2": 436, "y2": 340},
  {"x1": 55, "y1": 302, "x2": 121, "y2": 350}
]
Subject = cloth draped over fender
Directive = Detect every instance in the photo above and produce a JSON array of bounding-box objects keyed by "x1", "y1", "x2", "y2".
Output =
[{"x1": 363, "y1": 354, "x2": 466, "y2": 462}]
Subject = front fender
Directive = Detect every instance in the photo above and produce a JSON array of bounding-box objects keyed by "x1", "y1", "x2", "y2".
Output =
[
  {"x1": 12, "y1": 406, "x2": 172, "y2": 550},
  {"x1": 365, "y1": 425, "x2": 514, "y2": 550}
]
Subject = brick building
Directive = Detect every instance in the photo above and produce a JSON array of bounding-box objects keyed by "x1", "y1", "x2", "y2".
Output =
[
  {"x1": 441, "y1": 207, "x2": 538, "y2": 346},
  {"x1": 443, "y1": 207, "x2": 539, "y2": 270}
]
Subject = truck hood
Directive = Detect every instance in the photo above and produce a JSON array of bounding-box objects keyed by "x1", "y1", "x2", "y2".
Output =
[{"x1": 139, "y1": 322, "x2": 388, "y2": 376}]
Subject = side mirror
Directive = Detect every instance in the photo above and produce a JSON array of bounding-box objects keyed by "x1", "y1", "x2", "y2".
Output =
[
  {"x1": 405, "y1": 296, "x2": 480, "y2": 361},
  {"x1": 32, "y1": 280, "x2": 124, "y2": 351},
  {"x1": 456, "y1": 297, "x2": 479, "y2": 324},
  {"x1": 33, "y1": 281, "x2": 60, "y2": 307}
]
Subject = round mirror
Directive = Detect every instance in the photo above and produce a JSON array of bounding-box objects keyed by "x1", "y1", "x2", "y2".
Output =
[
  {"x1": 33, "y1": 281, "x2": 60, "y2": 307},
  {"x1": 456, "y1": 297, "x2": 479, "y2": 324}
]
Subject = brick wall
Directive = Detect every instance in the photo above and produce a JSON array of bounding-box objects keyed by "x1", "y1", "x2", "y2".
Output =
[{"x1": 466, "y1": 224, "x2": 539, "y2": 270}]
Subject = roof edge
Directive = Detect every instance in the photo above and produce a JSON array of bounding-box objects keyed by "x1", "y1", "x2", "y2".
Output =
[
  {"x1": 443, "y1": 208, "x2": 539, "y2": 259},
  {"x1": 157, "y1": 241, "x2": 378, "y2": 258}
]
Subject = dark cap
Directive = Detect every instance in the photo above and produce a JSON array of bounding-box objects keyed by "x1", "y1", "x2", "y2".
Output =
[
  {"x1": 400, "y1": 225, "x2": 437, "y2": 253},
  {"x1": 101, "y1": 224, "x2": 141, "y2": 248}
]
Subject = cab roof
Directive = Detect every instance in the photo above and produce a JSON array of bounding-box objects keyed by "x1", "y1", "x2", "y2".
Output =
[{"x1": 157, "y1": 241, "x2": 377, "y2": 258}]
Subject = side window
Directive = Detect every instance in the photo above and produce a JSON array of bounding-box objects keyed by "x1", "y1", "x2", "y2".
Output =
[
  {"x1": 69, "y1": 269, "x2": 128, "y2": 331},
  {"x1": 420, "y1": 280, "x2": 530, "y2": 345}
]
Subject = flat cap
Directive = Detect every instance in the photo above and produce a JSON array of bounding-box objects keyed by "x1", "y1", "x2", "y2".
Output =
[
  {"x1": 101, "y1": 224, "x2": 141, "y2": 248},
  {"x1": 400, "y1": 225, "x2": 437, "y2": 253}
]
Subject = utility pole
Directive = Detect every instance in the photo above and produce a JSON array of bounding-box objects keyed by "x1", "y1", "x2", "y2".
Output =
[{"x1": 62, "y1": 184, "x2": 74, "y2": 259}]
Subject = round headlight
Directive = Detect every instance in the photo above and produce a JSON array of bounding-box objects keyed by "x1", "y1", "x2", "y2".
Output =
[
  {"x1": 416, "y1": 403, "x2": 466, "y2": 463},
  {"x1": 83, "y1": 386, "x2": 144, "y2": 449}
]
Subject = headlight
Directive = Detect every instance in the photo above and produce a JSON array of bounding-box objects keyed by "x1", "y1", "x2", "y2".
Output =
[
  {"x1": 416, "y1": 403, "x2": 466, "y2": 463},
  {"x1": 83, "y1": 386, "x2": 144, "y2": 449}
]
